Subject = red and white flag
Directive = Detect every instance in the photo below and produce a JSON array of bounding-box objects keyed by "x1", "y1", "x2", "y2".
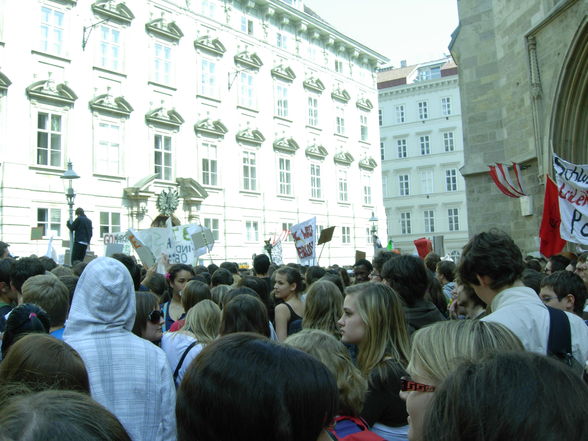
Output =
[{"x1": 489, "y1": 162, "x2": 527, "y2": 198}]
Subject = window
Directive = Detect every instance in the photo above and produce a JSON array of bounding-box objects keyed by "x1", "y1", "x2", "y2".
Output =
[
  {"x1": 202, "y1": 142, "x2": 218, "y2": 186},
  {"x1": 341, "y1": 226, "x2": 351, "y2": 244},
  {"x1": 37, "y1": 112, "x2": 62, "y2": 167},
  {"x1": 338, "y1": 170, "x2": 348, "y2": 202},
  {"x1": 200, "y1": 59, "x2": 217, "y2": 98},
  {"x1": 445, "y1": 169, "x2": 458, "y2": 191},
  {"x1": 245, "y1": 220, "x2": 259, "y2": 242},
  {"x1": 276, "y1": 32, "x2": 288, "y2": 49},
  {"x1": 448, "y1": 208, "x2": 460, "y2": 231},
  {"x1": 418, "y1": 101, "x2": 428, "y2": 120},
  {"x1": 204, "y1": 218, "x2": 220, "y2": 241},
  {"x1": 335, "y1": 59, "x2": 344, "y2": 73},
  {"x1": 278, "y1": 157, "x2": 292, "y2": 195},
  {"x1": 99, "y1": 25, "x2": 121, "y2": 71},
  {"x1": 395, "y1": 104, "x2": 405, "y2": 123},
  {"x1": 420, "y1": 169, "x2": 434, "y2": 194},
  {"x1": 443, "y1": 132, "x2": 455, "y2": 152},
  {"x1": 282, "y1": 222, "x2": 293, "y2": 242},
  {"x1": 378, "y1": 109, "x2": 382, "y2": 126},
  {"x1": 154, "y1": 134, "x2": 172, "y2": 180},
  {"x1": 153, "y1": 42, "x2": 172, "y2": 84},
  {"x1": 310, "y1": 163, "x2": 322, "y2": 199},
  {"x1": 307, "y1": 96, "x2": 319, "y2": 126},
  {"x1": 397, "y1": 138, "x2": 407, "y2": 158},
  {"x1": 363, "y1": 174, "x2": 372, "y2": 205},
  {"x1": 96, "y1": 122, "x2": 121, "y2": 175},
  {"x1": 37, "y1": 208, "x2": 61, "y2": 237},
  {"x1": 335, "y1": 106, "x2": 345, "y2": 135},
  {"x1": 424, "y1": 210, "x2": 435, "y2": 233},
  {"x1": 201, "y1": 0, "x2": 216, "y2": 18},
  {"x1": 100, "y1": 212, "x2": 121, "y2": 237},
  {"x1": 239, "y1": 71, "x2": 255, "y2": 108},
  {"x1": 382, "y1": 175, "x2": 388, "y2": 197},
  {"x1": 442, "y1": 97, "x2": 452, "y2": 116},
  {"x1": 240, "y1": 16, "x2": 254, "y2": 35},
  {"x1": 40, "y1": 6, "x2": 64, "y2": 55},
  {"x1": 275, "y1": 83, "x2": 289, "y2": 118},
  {"x1": 360, "y1": 113, "x2": 368, "y2": 141},
  {"x1": 400, "y1": 212, "x2": 411, "y2": 234},
  {"x1": 380, "y1": 142, "x2": 385, "y2": 160},
  {"x1": 243, "y1": 151, "x2": 257, "y2": 191},
  {"x1": 399, "y1": 174, "x2": 410, "y2": 196},
  {"x1": 419, "y1": 135, "x2": 430, "y2": 155}
]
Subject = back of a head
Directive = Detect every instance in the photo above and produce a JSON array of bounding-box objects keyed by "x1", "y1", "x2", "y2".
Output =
[
  {"x1": 458, "y1": 229, "x2": 524, "y2": 291},
  {"x1": 0, "y1": 257, "x2": 14, "y2": 285},
  {"x1": 0, "y1": 390, "x2": 132, "y2": 441},
  {"x1": 381, "y1": 254, "x2": 429, "y2": 305},
  {"x1": 1, "y1": 303, "x2": 50, "y2": 358},
  {"x1": 253, "y1": 254, "x2": 270, "y2": 275},
  {"x1": 0, "y1": 333, "x2": 90, "y2": 393},
  {"x1": 521, "y1": 268, "x2": 544, "y2": 294},
  {"x1": 51, "y1": 265, "x2": 75, "y2": 277},
  {"x1": 305, "y1": 265, "x2": 327, "y2": 287},
  {"x1": 285, "y1": 329, "x2": 367, "y2": 417},
  {"x1": 211, "y1": 268, "x2": 234, "y2": 287},
  {"x1": 176, "y1": 332, "x2": 338, "y2": 441},
  {"x1": 549, "y1": 254, "x2": 571, "y2": 272},
  {"x1": 220, "y1": 295, "x2": 269, "y2": 337},
  {"x1": 302, "y1": 280, "x2": 343, "y2": 337},
  {"x1": 210, "y1": 284, "x2": 230, "y2": 307},
  {"x1": 220, "y1": 261, "x2": 239, "y2": 275},
  {"x1": 111, "y1": 253, "x2": 141, "y2": 291},
  {"x1": 407, "y1": 320, "x2": 524, "y2": 385},
  {"x1": 423, "y1": 352, "x2": 588, "y2": 441},
  {"x1": 436, "y1": 260, "x2": 456, "y2": 282},
  {"x1": 182, "y1": 280, "x2": 211, "y2": 311},
  {"x1": 372, "y1": 250, "x2": 397, "y2": 273},
  {"x1": 424, "y1": 252, "x2": 441, "y2": 273},
  {"x1": 143, "y1": 272, "x2": 167, "y2": 298},
  {"x1": 541, "y1": 270, "x2": 587, "y2": 315},
  {"x1": 10, "y1": 257, "x2": 46, "y2": 293},
  {"x1": 319, "y1": 273, "x2": 345, "y2": 295},
  {"x1": 38, "y1": 256, "x2": 57, "y2": 272},
  {"x1": 22, "y1": 274, "x2": 70, "y2": 328},
  {"x1": 183, "y1": 299, "x2": 221, "y2": 344}
]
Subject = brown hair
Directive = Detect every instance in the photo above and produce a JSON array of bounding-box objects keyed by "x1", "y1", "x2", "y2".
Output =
[
  {"x1": 181, "y1": 280, "x2": 211, "y2": 311},
  {"x1": 132, "y1": 291, "x2": 160, "y2": 337},
  {"x1": 22, "y1": 274, "x2": 70, "y2": 327}
]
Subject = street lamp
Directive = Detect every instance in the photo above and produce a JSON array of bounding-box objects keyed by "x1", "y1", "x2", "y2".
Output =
[
  {"x1": 369, "y1": 211, "x2": 379, "y2": 254},
  {"x1": 60, "y1": 161, "x2": 80, "y2": 265}
]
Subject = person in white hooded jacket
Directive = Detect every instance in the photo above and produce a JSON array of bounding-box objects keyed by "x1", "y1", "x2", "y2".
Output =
[{"x1": 64, "y1": 257, "x2": 176, "y2": 441}]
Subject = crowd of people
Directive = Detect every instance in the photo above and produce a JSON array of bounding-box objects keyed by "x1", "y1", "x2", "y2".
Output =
[{"x1": 0, "y1": 229, "x2": 587, "y2": 441}]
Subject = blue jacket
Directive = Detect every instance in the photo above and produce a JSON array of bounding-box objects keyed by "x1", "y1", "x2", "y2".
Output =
[{"x1": 67, "y1": 215, "x2": 93, "y2": 244}]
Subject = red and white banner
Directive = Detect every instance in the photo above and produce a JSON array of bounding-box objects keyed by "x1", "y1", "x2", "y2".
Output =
[
  {"x1": 488, "y1": 162, "x2": 527, "y2": 198},
  {"x1": 553, "y1": 154, "x2": 588, "y2": 245},
  {"x1": 290, "y1": 217, "x2": 316, "y2": 265}
]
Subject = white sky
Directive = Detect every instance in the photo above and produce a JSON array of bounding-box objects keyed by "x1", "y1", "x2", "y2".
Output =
[{"x1": 304, "y1": 0, "x2": 460, "y2": 67}]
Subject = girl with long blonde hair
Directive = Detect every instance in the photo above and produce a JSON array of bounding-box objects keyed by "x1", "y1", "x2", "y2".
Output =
[{"x1": 302, "y1": 280, "x2": 343, "y2": 338}]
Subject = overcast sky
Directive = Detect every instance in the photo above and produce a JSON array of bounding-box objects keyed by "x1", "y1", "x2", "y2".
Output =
[{"x1": 305, "y1": 0, "x2": 460, "y2": 66}]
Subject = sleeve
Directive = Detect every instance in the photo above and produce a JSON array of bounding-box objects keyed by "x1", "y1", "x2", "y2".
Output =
[
  {"x1": 159, "y1": 358, "x2": 177, "y2": 441},
  {"x1": 67, "y1": 217, "x2": 79, "y2": 232}
]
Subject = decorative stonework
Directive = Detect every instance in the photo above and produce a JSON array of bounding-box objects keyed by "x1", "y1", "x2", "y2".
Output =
[
  {"x1": 194, "y1": 118, "x2": 228, "y2": 138},
  {"x1": 359, "y1": 157, "x2": 377, "y2": 170},
  {"x1": 0, "y1": 71, "x2": 11, "y2": 92},
  {"x1": 273, "y1": 137, "x2": 299, "y2": 154},
  {"x1": 334, "y1": 151, "x2": 354, "y2": 165},
  {"x1": 303, "y1": 76, "x2": 325, "y2": 93},
  {"x1": 145, "y1": 18, "x2": 183, "y2": 42},
  {"x1": 236, "y1": 127, "x2": 265, "y2": 146},
  {"x1": 91, "y1": 0, "x2": 134, "y2": 24},
  {"x1": 145, "y1": 107, "x2": 184, "y2": 129},
  {"x1": 234, "y1": 50, "x2": 263, "y2": 70},
  {"x1": 89, "y1": 90, "x2": 133, "y2": 117},
  {"x1": 305, "y1": 143, "x2": 328, "y2": 160},
  {"x1": 356, "y1": 97, "x2": 374, "y2": 111},
  {"x1": 26, "y1": 76, "x2": 77, "y2": 107},
  {"x1": 194, "y1": 35, "x2": 226, "y2": 56},
  {"x1": 271, "y1": 65, "x2": 296, "y2": 82},
  {"x1": 331, "y1": 86, "x2": 350, "y2": 103}
]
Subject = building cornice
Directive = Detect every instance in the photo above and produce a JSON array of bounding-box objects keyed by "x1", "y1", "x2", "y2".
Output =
[
  {"x1": 91, "y1": 0, "x2": 134, "y2": 25},
  {"x1": 194, "y1": 118, "x2": 228, "y2": 138},
  {"x1": 273, "y1": 136, "x2": 299, "y2": 154},
  {"x1": 89, "y1": 91, "x2": 132, "y2": 117},
  {"x1": 26, "y1": 77, "x2": 77, "y2": 107},
  {"x1": 194, "y1": 35, "x2": 226, "y2": 56},
  {"x1": 378, "y1": 77, "x2": 458, "y2": 98},
  {"x1": 236, "y1": 126, "x2": 265, "y2": 146},
  {"x1": 305, "y1": 143, "x2": 328, "y2": 159},
  {"x1": 145, "y1": 18, "x2": 183, "y2": 42},
  {"x1": 145, "y1": 107, "x2": 184, "y2": 129}
]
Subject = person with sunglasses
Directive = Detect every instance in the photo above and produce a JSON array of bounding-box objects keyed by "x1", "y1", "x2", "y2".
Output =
[
  {"x1": 399, "y1": 320, "x2": 523, "y2": 441},
  {"x1": 133, "y1": 291, "x2": 164, "y2": 344}
]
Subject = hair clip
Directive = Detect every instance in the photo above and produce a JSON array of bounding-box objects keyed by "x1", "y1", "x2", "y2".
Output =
[
  {"x1": 165, "y1": 273, "x2": 171, "y2": 280},
  {"x1": 29, "y1": 312, "x2": 37, "y2": 319}
]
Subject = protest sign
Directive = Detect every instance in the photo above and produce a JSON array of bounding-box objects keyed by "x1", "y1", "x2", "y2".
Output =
[
  {"x1": 290, "y1": 217, "x2": 316, "y2": 265},
  {"x1": 553, "y1": 155, "x2": 588, "y2": 245},
  {"x1": 128, "y1": 228, "x2": 156, "y2": 267}
]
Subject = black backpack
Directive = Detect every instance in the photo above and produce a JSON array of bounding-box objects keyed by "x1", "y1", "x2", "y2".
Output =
[{"x1": 546, "y1": 306, "x2": 586, "y2": 381}]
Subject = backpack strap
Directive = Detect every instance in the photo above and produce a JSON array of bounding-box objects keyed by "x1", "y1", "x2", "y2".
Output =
[
  {"x1": 547, "y1": 306, "x2": 572, "y2": 357},
  {"x1": 173, "y1": 341, "x2": 198, "y2": 384}
]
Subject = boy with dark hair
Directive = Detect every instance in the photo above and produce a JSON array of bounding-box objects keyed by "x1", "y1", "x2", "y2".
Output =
[
  {"x1": 352, "y1": 258, "x2": 373, "y2": 284},
  {"x1": 540, "y1": 271, "x2": 587, "y2": 317},
  {"x1": 0, "y1": 258, "x2": 16, "y2": 332},
  {"x1": 458, "y1": 229, "x2": 588, "y2": 363}
]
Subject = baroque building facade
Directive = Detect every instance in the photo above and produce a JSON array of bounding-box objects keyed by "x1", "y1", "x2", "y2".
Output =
[
  {"x1": 378, "y1": 58, "x2": 468, "y2": 259},
  {"x1": 450, "y1": 0, "x2": 588, "y2": 253},
  {"x1": 0, "y1": 0, "x2": 387, "y2": 265}
]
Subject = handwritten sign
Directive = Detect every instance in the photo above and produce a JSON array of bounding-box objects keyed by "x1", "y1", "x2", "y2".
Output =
[
  {"x1": 291, "y1": 217, "x2": 316, "y2": 265},
  {"x1": 553, "y1": 154, "x2": 588, "y2": 244}
]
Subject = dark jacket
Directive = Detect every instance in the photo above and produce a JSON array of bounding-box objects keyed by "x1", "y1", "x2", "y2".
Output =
[
  {"x1": 67, "y1": 215, "x2": 93, "y2": 244},
  {"x1": 406, "y1": 298, "x2": 446, "y2": 333}
]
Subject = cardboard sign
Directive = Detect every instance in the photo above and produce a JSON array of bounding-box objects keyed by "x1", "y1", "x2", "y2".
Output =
[
  {"x1": 553, "y1": 154, "x2": 588, "y2": 244},
  {"x1": 31, "y1": 226, "x2": 43, "y2": 240},
  {"x1": 317, "y1": 226, "x2": 335, "y2": 245}
]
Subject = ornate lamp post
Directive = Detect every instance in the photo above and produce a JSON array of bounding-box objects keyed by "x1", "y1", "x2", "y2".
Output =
[
  {"x1": 60, "y1": 161, "x2": 79, "y2": 265},
  {"x1": 369, "y1": 211, "x2": 379, "y2": 255}
]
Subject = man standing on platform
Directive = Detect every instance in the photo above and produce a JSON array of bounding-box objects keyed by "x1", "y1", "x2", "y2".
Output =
[{"x1": 67, "y1": 208, "x2": 93, "y2": 264}]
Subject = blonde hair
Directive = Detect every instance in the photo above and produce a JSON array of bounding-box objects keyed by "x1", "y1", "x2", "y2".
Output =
[
  {"x1": 210, "y1": 285, "x2": 231, "y2": 307},
  {"x1": 345, "y1": 284, "x2": 411, "y2": 378},
  {"x1": 180, "y1": 300, "x2": 220, "y2": 344},
  {"x1": 407, "y1": 320, "x2": 524, "y2": 384},
  {"x1": 285, "y1": 329, "x2": 367, "y2": 417},
  {"x1": 302, "y1": 281, "x2": 343, "y2": 337}
]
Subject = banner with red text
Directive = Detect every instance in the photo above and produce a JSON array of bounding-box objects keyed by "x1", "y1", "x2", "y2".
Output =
[
  {"x1": 290, "y1": 217, "x2": 316, "y2": 265},
  {"x1": 553, "y1": 154, "x2": 588, "y2": 245}
]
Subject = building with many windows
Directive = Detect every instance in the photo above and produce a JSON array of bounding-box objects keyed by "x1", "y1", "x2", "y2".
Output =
[
  {"x1": 377, "y1": 58, "x2": 468, "y2": 259},
  {"x1": 0, "y1": 0, "x2": 387, "y2": 265}
]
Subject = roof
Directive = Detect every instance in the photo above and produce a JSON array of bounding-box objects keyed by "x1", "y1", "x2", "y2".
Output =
[{"x1": 377, "y1": 57, "x2": 458, "y2": 89}]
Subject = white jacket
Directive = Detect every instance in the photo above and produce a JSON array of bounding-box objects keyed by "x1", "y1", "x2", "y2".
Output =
[{"x1": 64, "y1": 257, "x2": 176, "y2": 441}]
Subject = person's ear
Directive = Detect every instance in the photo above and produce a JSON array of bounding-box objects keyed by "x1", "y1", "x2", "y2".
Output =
[
  {"x1": 563, "y1": 294, "x2": 575, "y2": 312},
  {"x1": 476, "y1": 274, "x2": 492, "y2": 287}
]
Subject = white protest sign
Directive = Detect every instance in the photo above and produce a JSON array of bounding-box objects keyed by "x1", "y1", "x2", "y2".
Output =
[
  {"x1": 128, "y1": 228, "x2": 156, "y2": 267},
  {"x1": 290, "y1": 217, "x2": 316, "y2": 265},
  {"x1": 553, "y1": 154, "x2": 588, "y2": 244}
]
